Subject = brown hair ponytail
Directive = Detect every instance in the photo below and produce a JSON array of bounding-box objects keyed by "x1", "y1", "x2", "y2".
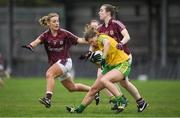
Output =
[{"x1": 102, "y1": 4, "x2": 120, "y2": 18}]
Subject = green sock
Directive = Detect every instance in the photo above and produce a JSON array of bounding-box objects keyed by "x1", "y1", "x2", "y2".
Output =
[
  {"x1": 116, "y1": 95, "x2": 126, "y2": 104},
  {"x1": 76, "y1": 104, "x2": 86, "y2": 113},
  {"x1": 109, "y1": 96, "x2": 116, "y2": 104}
]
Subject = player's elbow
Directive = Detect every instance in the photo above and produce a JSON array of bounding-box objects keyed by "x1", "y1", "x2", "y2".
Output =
[
  {"x1": 125, "y1": 35, "x2": 130, "y2": 43},
  {"x1": 105, "y1": 40, "x2": 110, "y2": 47},
  {"x1": 127, "y1": 37, "x2": 130, "y2": 42}
]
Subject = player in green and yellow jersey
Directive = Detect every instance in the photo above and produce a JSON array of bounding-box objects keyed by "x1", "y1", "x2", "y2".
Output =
[{"x1": 67, "y1": 28, "x2": 131, "y2": 113}]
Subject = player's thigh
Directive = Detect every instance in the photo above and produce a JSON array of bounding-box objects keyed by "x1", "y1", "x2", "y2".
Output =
[
  {"x1": 119, "y1": 79, "x2": 130, "y2": 87},
  {"x1": 46, "y1": 63, "x2": 63, "y2": 78},
  {"x1": 61, "y1": 77, "x2": 76, "y2": 89},
  {"x1": 101, "y1": 69, "x2": 125, "y2": 83},
  {"x1": 90, "y1": 76, "x2": 105, "y2": 92}
]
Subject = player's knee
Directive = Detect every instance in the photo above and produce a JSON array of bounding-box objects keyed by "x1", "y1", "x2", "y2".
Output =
[
  {"x1": 100, "y1": 77, "x2": 107, "y2": 85},
  {"x1": 67, "y1": 86, "x2": 76, "y2": 92},
  {"x1": 120, "y1": 80, "x2": 130, "y2": 88},
  {"x1": 120, "y1": 82, "x2": 127, "y2": 88},
  {"x1": 90, "y1": 85, "x2": 100, "y2": 95},
  {"x1": 89, "y1": 87, "x2": 98, "y2": 95},
  {"x1": 46, "y1": 72, "x2": 54, "y2": 79}
]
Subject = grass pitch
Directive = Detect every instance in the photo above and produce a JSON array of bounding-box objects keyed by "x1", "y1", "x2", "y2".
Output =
[{"x1": 0, "y1": 77, "x2": 180, "y2": 117}]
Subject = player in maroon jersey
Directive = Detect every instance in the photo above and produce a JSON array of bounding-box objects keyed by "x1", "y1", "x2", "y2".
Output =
[
  {"x1": 98, "y1": 4, "x2": 148, "y2": 112},
  {"x1": 22, "y1": 13, "x2": 99, "y2": 108}
]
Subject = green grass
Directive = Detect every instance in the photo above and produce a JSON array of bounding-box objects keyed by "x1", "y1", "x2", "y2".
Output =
[{"x1": 0, "y1": 77, "x2": 180, "y2": 117}]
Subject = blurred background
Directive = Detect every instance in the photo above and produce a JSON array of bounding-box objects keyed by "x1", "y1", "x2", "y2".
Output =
[{"x1": 0, "y1": 0, "x2": 180, "y2": 79}]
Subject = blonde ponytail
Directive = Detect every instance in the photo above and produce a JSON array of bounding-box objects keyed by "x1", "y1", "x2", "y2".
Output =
[
  {"x1": 39, "y1": 16, "x2": 48, "y2": 26},
  {"x1": 38, "y1": 13, "x2": 59, "y2": 27}
]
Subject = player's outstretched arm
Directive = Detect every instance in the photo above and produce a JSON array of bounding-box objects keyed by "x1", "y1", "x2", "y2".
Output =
[
  {"x1": 21, "y1": 38, "x2": 41, "y2": 52},
  {"x1": 21, "y1": 44, "x2": 34, "y2": 52},
  {"x1": 77, "y1": 38, "x2": 88, "y2": 44}
]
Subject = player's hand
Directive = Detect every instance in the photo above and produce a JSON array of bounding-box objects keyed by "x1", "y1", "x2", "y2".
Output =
[
  {"x1": 21, "y1": 44, "x2": 34, "y2": 52},
  {"x1": 116, "y1": 42, "x2": 123, "y2": 50},
  {"x1": 89, "y1": 52, "x2": 102, "y2": 63},
  {"x1": 79, "y1": 51, "x2": 92, "y2": 61}
]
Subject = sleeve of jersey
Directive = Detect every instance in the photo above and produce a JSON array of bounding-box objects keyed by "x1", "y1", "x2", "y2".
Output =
[
  {"x1": 66, "y1": 31, "x2": 78, "y2": 45},
  {"x1": 114, "y1": 20, "x2": 126, "y2": 32},
  {"x1": 38, "y1": 31, "x2": 47, "y2": 44}
]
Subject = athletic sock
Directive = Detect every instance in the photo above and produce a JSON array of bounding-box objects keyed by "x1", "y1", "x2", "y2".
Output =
[
  {"x1": 116, "y1": 95, "x2": 126, "y2": 104},
  {"x1": 136, "y1": 98, "x2": 144, "y2": 105},
  {"x1": 46, "y1": 91, "x2": 53, "y2": 100},
  {"x1": 109, "y1": 96, "x2": 116, "y2": 103},
  {"x1": 76, "y1": 104, "x2": 86, "y2": 113}
]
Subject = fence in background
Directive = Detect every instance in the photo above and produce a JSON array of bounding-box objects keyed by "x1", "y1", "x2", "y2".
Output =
[{"x1": 0, "y1": 2, "x2": 180, "y2": 79}]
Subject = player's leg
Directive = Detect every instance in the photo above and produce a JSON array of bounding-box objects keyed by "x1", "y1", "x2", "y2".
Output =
[
  {"x1": 95, "y1": 68, "x2": 103, "y2": 105},
  {"x1": 61, "y1": 76, "x2": 90, "y2": 92},
  {"x1": 96, "y1": 68, "x2": 111, "y2": 105},
  {"x1": 97, "y1": 67, "x2": 122, "y2": 104},
  {"x1": 120, "y1": 54, "x2": 148, "y2": 112},
  {"x1": 58, "y1": 59, "x2": 100, "y2": 105},
  {"x1": 39, "y1": 59, "x2": 74, "y2": 108},
  {"x1": 120, "y1": 79, "x2": 148, "y2": 112},
  {"x1": 108, "y1": 83, "x2": 128, "y2": 111},
  {"x1": 67, "y1": 74, "x2": 105, "y2": 113},
  {"x1": 101, "y1": 60, "x2": 132, "y2": 112},
  {"x1": 39, "y1": 62, "x2": 63, "y2": 108},
  {"x1": 120, "y1": 79, "x2": 141, "y2": 100},
  {"x1": 120, "y1": 54, "x2": 141, "y2": 100},
  {"x1": 98, "y1": 68, "x2": 114, "y2": 97},
  {"x1": 100, "y1": 69, "x2": 128, "y2": 112},
  {"x1": 97, "y1": 67, "x2": 127, "y2": 110},
  {"x1": 100, "y1": 70, "x2": 124, "y2": 96}
]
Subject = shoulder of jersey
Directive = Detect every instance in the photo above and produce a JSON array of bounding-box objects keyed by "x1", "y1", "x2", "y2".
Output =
[
  {"x1": 98, "y1": 24, "x2": 103, "y2": 29},
  {"x1": 60, "y1": 28, "x2": 78, "y2": 38},
  {"x1": 112, "y1": 19, "x2": 123, "y2": 26}
]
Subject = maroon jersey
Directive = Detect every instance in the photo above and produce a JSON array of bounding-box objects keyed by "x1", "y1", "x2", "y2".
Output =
[
  {"x1": 98, "y1": 18, "x2": 130, "y2": 55},
  {"x1": 39, "y1": 28, "x2": 78, "y2": 65}
]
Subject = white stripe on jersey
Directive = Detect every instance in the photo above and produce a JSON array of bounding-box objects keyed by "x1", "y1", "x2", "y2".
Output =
[
  {"x1": 98, "y1": 24, "x2": 103, "y2": 29},
  {"x1": 112, "y1": 20, "x2": 125, "y2": 28},
  {"x1": 61, "y1": 28, "x2": 79, "y2": 39}
]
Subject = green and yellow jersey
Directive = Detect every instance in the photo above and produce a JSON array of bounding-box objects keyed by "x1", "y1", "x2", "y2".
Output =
[{"x1": 95, "y1": 34, "x2": 129, "y2": 66}]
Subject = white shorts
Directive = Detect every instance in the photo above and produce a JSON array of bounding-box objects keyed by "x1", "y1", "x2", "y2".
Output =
[{"x1": 56, "y1": 58, "x2": 72, "y2": 81}]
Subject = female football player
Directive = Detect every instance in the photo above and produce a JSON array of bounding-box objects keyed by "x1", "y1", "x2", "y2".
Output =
[
  {"x1": 98, "y1": 4, "x2": 148, "y2": 112},
  {"x1": 86, "y1": 20, "x2": 124, "y2": 106},
  {"x1": 67, "y1": 28, "x2": 130, "y2": 113},
  {"x1": 22, "y1": 13, "x2": 99, "y2": 108}
]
